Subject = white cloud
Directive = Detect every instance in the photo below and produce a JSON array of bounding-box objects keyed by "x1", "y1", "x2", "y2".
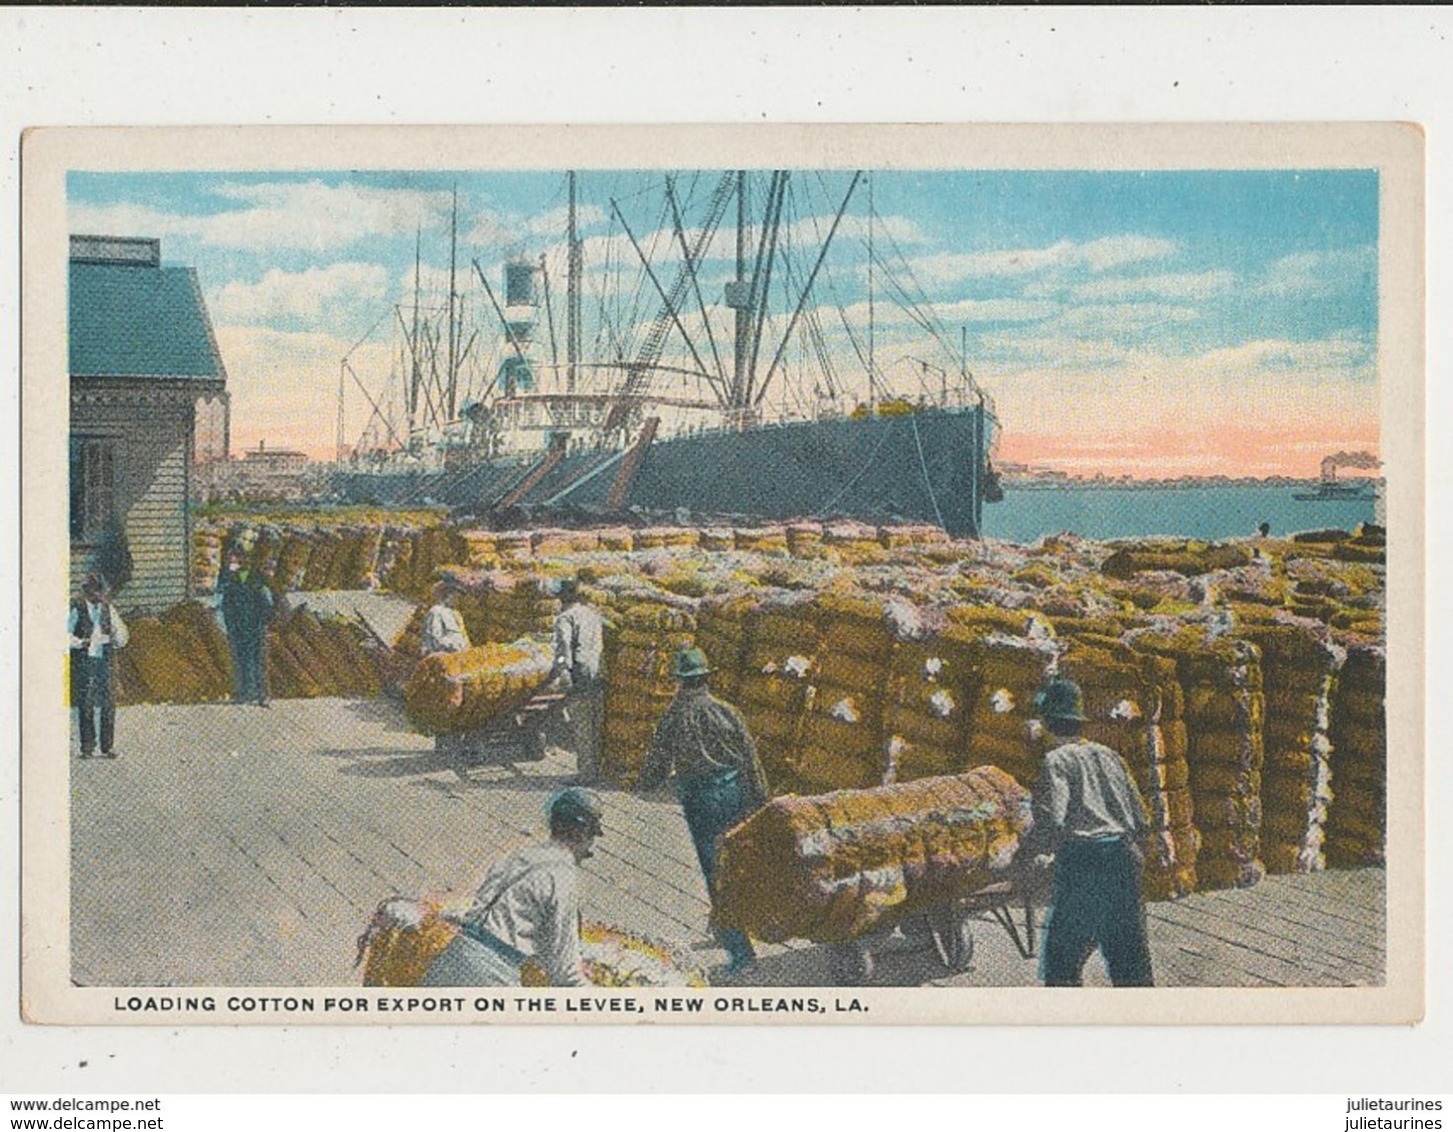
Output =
[
  {"x1": 73, "y1": 182, "x2": 451, "y2": 254},
  {"x1": 1078, "y1": 235, "x2": 1178, "y2": 273},
  {"x1": 1253, "y1": 247, "x2": 1376, "y2": 298},
  {"x1": 211, "y1": 262, "x2": 390, "y2": 325},
  {"x1": 935, "y1": 298, "x2": 1061, "y2": 324},
  {"x1": 1054, "y1": 303, "x2": 1202, "y2": 336},
  {"x1": 905, "y1": 234, "x2": 1177, "y2": 287},
  {"x1": 1187, "y1": 337, "x2": 1375, "y2": 379},
  {"x1": 69, "y1": 201, "x2": 201, "y2": 243},
  {"x1": 524, "y1": 203, "x2": 608, "y2": 239},
  {"x1": 1073, "y1": 270, "x2": 1236, "y2": 302},
  {"x1": 207, "y1": 181, "x2": 450, "y2": 251},
  {"x1": 790, "y1": 212, "x2": 929, "y2": 248}
]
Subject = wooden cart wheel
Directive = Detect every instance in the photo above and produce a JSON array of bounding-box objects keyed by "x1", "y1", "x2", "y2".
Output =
[{"x1": 832, "y1": 942, "x2": 873, "y2": 985}]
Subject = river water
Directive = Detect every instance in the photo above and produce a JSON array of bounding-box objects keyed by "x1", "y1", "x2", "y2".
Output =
[{"x1": 979, "y1": 484, "x2": 1379, "y2": 545}]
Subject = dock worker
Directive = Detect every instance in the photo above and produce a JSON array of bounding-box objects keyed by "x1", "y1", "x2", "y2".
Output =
[
  {"x1": 422, "y1": 579, "x2": 471, "y2": 657},
  {"x1": 543, "y1": 576, "x2": 606, "y2": 784},
  {"x1": 422, "y1": 786, "x2": 601, "y2": 987},
  {"x1": 1023, "y1": 677, "x2": 1155, "y2": 987},
  {"x1": 218, "y1": 545, "x2": 274, "y2": 706},
  {"x1": 420, "y1": 580, "x2": 480, "y2": 763},
  {"x1": 638, "y1": 646, "x2": 769, "y2": 978},
  {"x1": 67, "y1": 572, "x2": 129, "y2": 759}
]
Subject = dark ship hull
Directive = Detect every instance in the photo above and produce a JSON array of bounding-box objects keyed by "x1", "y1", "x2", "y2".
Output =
[{"x1": 334, "y1": 403, "x2": 997, "y2": 538}]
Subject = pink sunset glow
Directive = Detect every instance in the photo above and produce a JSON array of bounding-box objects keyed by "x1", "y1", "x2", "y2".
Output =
[{"x1": 998, "y1": 422, "x2": 1382, "y2": 481}]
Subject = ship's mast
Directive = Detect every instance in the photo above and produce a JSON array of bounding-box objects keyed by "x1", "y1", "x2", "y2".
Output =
[
  {"x1": 409, "y1": 228, "x2": 422, "y2": 434},
  {"x1": 445, "y1": 184, "x2": 459, "y2": 421},
  {"x1": 731, "y1": 170, "x2": 752, "y2": 422},
  {"x1": 868, "y1": 171, "x2": 877, "y2": 411},
  {"x1": 567, "y1": 170, "x2": 581, "y2": 395}
]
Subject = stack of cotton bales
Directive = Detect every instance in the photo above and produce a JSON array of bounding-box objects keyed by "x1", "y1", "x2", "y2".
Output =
[
  {"x1": 880, "y1": 620, "x2": 979, "y2": 785},
  {"x1": 785, "y1": 522, "x2": 826, "y2": 559},
  {"x1": 878, "y1": 523, "x2": 949, "y2": 552},
  {"x1": 1099, "y1": 540, "x2": 1256, "y2": 581},
  {"x1": 1236, "y1": 616, "x2": 1343, "y2": 874},
  {"x1": 692, "y1": 593, "x2": 760, "y2": 704},
  {"x1": 732, "y1": 594, "x2": 821, "y2": 794},
  {"x1": 955, "y1": 610, "x2": 1060, "y2": 788},
  {"x1": 190, "y1": 528, "x2": 226, "y2": 596},
  {"x1": 600, "y1": 600, "x2": 696, "y2": 785},
  {"x1": 596, "y1": 527, "x2": 635, "y2": 553},
  {"x1": 698, "y1": 528, "x2": 735, "y2": 553},
  {"x1": 714, "y1": 767, "x2": 1031, "y2": 943},
  {"x1": 1058, "y1": 639, "x2": 1198, "y2": 901},
  {"x1": 1324, "y1": 643, "x2": 1386, "y2": 867},
  {"x1": 1139, "y1": 629, "x2": 1266, "y2": 891},
  {"x1": 823, "y1": 521, "x2": 888, "y2": 565},
  {"x1": 733, "y1": 526, "x2": 788, "y2": 556},
  {"x1": 114, "y1": 602, "x2": 233, "y2": 705},
  {"x1": 472, "y1": 574, "x2": 562, "y2": 643},
  {"x1": 792, "y1": 592, "x2": 895, "y2": 793},
  {"x1": 530, "y1": 528, "x2": 600, "y2": 557},
  {"x1": 456, "y1": 529, "x2": 501, "y2": 568},
  {"x1": 266, "y1": 607, "x2": 391, "y2": 700}
]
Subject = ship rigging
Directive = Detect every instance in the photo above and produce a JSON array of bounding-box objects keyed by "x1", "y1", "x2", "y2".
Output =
[{"x1": 335, "y1": 169, "x2": 1001, "y2": 536}]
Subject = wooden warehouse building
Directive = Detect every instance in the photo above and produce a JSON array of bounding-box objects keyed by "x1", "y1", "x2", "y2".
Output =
[{"x1": 69, "y1": 234, "x2": 229, "y2": 613}]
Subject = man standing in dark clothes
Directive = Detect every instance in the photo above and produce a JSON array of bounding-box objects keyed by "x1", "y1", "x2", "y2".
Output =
[
  {"x1": 1023, "y1": 677, "x2": 1155, "y2": 987},
  {"x1": 638, "y1": 646, "x2": 769, "y2": 976},
  {"x1": 219, "y1": 546, "x2": 274, "y2": 706},
  {"x1": 68, "y1": 573, "x2": 129, "y2": 758}
]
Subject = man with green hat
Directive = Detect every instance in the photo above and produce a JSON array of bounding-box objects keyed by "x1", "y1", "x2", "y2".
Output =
[
  {"x1": 639, "y1": 645, "x2": 769, "y2": 977},
  {"x1": 1023, "y1": 676, "x2": 1155, "y2": 987}
]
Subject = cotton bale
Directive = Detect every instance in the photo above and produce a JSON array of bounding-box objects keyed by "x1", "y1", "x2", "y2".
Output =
[{"x1": 714, "y1": 767, "x2": 1031, "y2": 943}]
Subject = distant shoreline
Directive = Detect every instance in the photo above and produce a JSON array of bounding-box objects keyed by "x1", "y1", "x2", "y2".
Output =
[{"x1": 1000, "y1": 477, "x2": 1384, "y2": 492}]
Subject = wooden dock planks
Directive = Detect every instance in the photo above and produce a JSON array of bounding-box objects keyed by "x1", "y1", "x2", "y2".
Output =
[{"x1": 69, "y1": 697, "x2": 1386, "y2": 989}]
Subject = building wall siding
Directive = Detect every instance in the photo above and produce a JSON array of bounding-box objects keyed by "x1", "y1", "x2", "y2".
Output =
[{"x1": 71, "y1": 388, "x2": 197, "y2": 615}]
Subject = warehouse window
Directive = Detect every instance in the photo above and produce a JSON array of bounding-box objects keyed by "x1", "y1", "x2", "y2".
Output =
[{"x1": 69, "y1": 435, "x2": 117, "y2": 543}]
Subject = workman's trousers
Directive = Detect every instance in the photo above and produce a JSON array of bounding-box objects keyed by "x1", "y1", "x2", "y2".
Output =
[
  {"x1": 228, "y1": 630, "x2": 268, "y2": 704},
  {"x1": 422, "y1": 931, "x2": 523, "y2": 987},
  {"x1": 677, "y1": 770, "x2": 756, "y2": 967},
  {"x1": 72, "y1": 652, "x2": 115, "y2": 756},
  {"x1": 539, "y1": 682, "x2": 603, "y2": 782},
  {"x1": 1041, "y1": 836, "x2": 1154, "y2": 987}
]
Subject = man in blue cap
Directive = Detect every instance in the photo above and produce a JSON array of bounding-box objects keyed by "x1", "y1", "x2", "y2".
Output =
[
  {"x1": 639, "y1": 645, "x2": 768, "y2": 977},
  {"x1": 422, "y1": 786, "x2": 602, "y2": 987},
  {"x1": 1025, "y1": 677, "x2": 1155, "y2": 987}
]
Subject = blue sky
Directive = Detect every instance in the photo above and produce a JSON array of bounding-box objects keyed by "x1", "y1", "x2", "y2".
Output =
[{"x1": 68, "y1": 167, "x2": 1379, "y2": 476}]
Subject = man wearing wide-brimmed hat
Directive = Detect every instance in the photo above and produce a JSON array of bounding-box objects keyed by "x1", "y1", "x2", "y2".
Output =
[
  {"x1": 639, "y1": 646, "x2": 769, "y2": 977},
  {"x1": 1024, "y1": 677, "x2": 1155, "y2": 987}
]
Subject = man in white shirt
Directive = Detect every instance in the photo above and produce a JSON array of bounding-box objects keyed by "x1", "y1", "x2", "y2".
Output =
[
  {"x1": 543, "y1": 576, "x2": 606, "y2": 783},
  {"x1": 422, "y1": 580, "x2": 471, "y2": 657},
  {"x1": 422, "y1": 787, "x2": 602, "y2": 986},
  {"x1": 420, "y1": 581, "x2": 477, "y2": 764},
  {"x1": 67, "y1": 573, "x2": 129, "y2": 759},
  {"x1": 1024, "y1": 677, "x2": 1155, "y2": 987}
]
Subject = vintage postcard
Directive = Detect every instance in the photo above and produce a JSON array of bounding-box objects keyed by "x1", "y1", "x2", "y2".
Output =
[{"x1": 20, "y1": 122, "x2": 1423, "y2": 1025}]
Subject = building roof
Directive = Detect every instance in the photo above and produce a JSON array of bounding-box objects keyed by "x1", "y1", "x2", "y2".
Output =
[{"x1": 69, "y1": 236, "x2": 227, "y2": 385}]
